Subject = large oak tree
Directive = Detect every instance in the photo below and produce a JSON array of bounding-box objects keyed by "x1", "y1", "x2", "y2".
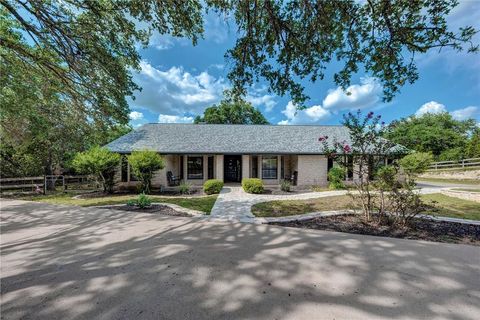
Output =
[{"x1": 1, "y1": 0, "x2": 477, "y2": 176}]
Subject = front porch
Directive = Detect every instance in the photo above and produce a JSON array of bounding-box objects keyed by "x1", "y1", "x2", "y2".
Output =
[{"x1": 116, "y1": 153, "x2": 332, "y2": 189}]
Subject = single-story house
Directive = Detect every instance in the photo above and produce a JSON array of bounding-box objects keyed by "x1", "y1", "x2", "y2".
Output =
[{"x1": 106, "y1": 123, "x2": 397, "y2": 189}]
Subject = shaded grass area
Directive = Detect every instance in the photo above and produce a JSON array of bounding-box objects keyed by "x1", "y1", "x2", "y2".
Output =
[
  {"x1": 417, "y1": 177, "x2": 480, "y2": 185},
  {"x1": 252, "y1": 194, "x2": 480, "y2": 221},
  {"x1": 19, "y1": 193, "x2": 218, "y2": 214}
]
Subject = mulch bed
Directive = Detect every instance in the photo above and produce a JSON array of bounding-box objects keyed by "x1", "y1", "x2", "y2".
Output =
[
  {"x1": 270, "y1": 214, "x2": 480, "y2": 246},
  {"x1": 100, "y1": 204, "x2": 192, "y2": 217}
]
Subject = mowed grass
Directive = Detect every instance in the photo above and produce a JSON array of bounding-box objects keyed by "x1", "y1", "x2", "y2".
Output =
[
  {"x1": 20, "y1": 193, "x2": 218, "y2": 214},
  {"x1": 252, "y1": 193, "x2": 480, "y2": 220},
  {"x1": 252, "y1": 195, "x2": 361, "y2": 218},
  {"x1": 421, "y1": 194, "x2": 480, "y2": 220}
]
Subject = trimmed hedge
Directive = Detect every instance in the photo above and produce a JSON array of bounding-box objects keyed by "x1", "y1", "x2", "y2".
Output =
[
  {"x1": 203, "y1": 179, "x2": 224, "y2": 194},
  {"x1": 242, "y1": 178, "x2": 264, "y2": 194}
]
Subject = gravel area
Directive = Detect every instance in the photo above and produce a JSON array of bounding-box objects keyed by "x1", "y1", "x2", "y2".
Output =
[
  {"x1": 99, "y1": 204, "x2": 192, "y2": 217},
  {"x1": 271, "y1": 214, "x2": 480, "y2": 246}
]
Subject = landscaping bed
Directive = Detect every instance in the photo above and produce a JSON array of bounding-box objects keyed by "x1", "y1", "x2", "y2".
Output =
[
  {"x1": 99, "y1": 204, "x2": 192, "y2": 217},
  {"x1": 270, "y1": 214, "x2": 480, "y2": 245}
]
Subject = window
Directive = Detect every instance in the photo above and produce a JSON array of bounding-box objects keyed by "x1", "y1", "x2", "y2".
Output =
[
  {"x1": 262, "y1": 156, "x2": 278, "y2": 179},
  {"x1": 187, "y1": 156, "x2": 203, "y2": 179},
  {"x1": 251, "y1": 156, "x2": 258, "y2": 178},
  {"x1": 121, "y1": 155, "x2": 128, "y2": 182},
  {"x1": 207, "y1": 156, "x2": 214, "y2": 179}
]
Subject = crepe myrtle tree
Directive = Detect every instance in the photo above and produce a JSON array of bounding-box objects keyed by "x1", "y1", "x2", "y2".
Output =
[{"x1": 319, "y1": 110, "x2": 401, "y2": 221}]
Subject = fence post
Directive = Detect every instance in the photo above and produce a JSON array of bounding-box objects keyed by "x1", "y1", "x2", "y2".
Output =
[
  {"x1": 43, "y1": 175, "x2": 47, "y2": 195},
  {"x1": 462, "y1": 159, "x2": 465, "y2": 168}
]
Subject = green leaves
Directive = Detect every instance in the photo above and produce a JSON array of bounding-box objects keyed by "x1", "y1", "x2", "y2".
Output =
[
  {"x1": 399, "y1": 152, "x2": 434, "y2": 179},
  {"x1": 127, "y1": 150, "x2": 165, "y2": 193},
  {"x1": 194, "y1": 92, "x2": 269, "y2": 124},
  {"x1": 225, "y1": 0, "x2": 478, "y2": 106},
  {"x1": 72, "y1": 147, "x2": 120, "y2": 193},
  {"x1": 386, "y1": 113, "x2": 477, "y2": 157}
]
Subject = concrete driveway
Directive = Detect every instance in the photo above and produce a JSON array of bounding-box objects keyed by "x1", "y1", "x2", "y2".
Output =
[{"x1": 1, "y1": 200, "x2": 479, "y2": 320}]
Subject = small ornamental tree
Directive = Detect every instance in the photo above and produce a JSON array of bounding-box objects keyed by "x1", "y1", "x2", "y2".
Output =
[
  {"x1": 398, "y1": 152, "x2": 434, "y2": 183},
  {"x1": 319, "y1": 110, "x2": 402, "y2": 221},
  {"x1": 127, "y1": 150, "x2": 164, "y2": 194},
  {"x1": 72, "y1": 147, "x2": 120, "y2": 193}
]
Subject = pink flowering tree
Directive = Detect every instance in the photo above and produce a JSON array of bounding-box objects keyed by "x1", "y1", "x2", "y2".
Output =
[{"x1": 319, "y1": 110, "x2": 401, "y2": 221}]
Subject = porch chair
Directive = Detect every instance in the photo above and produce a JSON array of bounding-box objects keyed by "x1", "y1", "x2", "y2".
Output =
[{"x1": 167, "y1": 171, "x2": 180, "y2": 186}]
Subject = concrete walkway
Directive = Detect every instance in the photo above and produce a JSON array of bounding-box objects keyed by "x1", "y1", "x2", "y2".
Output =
[
  {"x1": 1, "y1": 199, "x2": 479, "y2": 320},
  {"x1": 209, "y1": 186, "x2": 348, "y2": 223},
  {"x1": 209, "y1": 186, "x2": 451, "y2": 223}
]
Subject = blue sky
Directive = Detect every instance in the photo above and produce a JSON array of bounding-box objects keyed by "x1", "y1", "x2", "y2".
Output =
[{"x1": 127, "y1": 1, "x2": 480, "y2": 127}]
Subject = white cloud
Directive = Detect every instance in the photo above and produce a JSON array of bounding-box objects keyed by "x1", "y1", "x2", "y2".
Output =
[
  {"x1": 129, "y1": 111, "x2": 144, "y2": 121},
  {"x1": 131, "y1": 60, "x2": 227, "y2": 115},
  {"x1": 322, "y1": 77, "x2": 383, "y2": 111},
  {"x1": 158, "y1": 114, "x2": 194, "y2": 123},
  {"x1": 246, "y1": 94, "x2": 277, "y2": 112},
  {"x1": 278, "y1": 101, "x2": 330, "y2": 125},
  {"x1": 415, "y1": 101, "x2": 447, "y2": 116},
  {"x1": 451, "y1": 106, "x2": 479, "y2": 120}
]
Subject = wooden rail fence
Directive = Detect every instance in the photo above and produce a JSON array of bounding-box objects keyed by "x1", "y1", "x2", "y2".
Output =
[
  {"x1": 428, "y1": 158, "x2": 480, "y2": 171},
  {"x1": 0, "y1": 175, "x2": 98, "y2": 193}
]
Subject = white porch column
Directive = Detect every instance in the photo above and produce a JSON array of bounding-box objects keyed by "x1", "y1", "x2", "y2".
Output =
[
  {"x1": 242, "y1": 155, "x2": 250, "y2": 180},
  {"x1": 215, "y1": 155, "x2": 224, "y2": 181}
]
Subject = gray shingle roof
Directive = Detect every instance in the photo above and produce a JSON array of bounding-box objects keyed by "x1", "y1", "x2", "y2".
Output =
[{"x1": 105, "y1": 123, "x2": 401, "y2": 154}]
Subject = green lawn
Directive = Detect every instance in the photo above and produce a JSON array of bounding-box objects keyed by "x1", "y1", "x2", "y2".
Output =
[
  {"x1": 252, "y1": 195, "x2": 361, "y2": 218},
  {"x1": 421, "y1": 194, "x2": 480, "y2": 220},
  {"x1": 251, "y1": 193, "x2": 480, "y2": 220},
  {"x1": 417, "y1": 177, "x2": 480, "y2": 185},
  {"x1": 20, "y1": 193, "x2": 218, "y2": 214}
]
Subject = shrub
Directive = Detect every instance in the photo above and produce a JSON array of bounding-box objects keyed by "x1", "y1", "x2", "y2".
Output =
[
  {"x1": 327, "y1": 166, "x2": 345, "y2": 190},
  {"x1": 127, "y1": 150, "x2": 165, "y2": 194},
  {"x1": 136, "y1": 192, "x2": 152, "y2": 208},
  {"x1": 399, "y1": 152, "x2": 433, "y2": 181},
  {"x1": 126, "y1": 193, "x2": 152, "y2": 209},
  {"x1": 280, "y1": 179, "x2": 291, "y2": 192},
  {"x1": 242, "y1": 178, "x2": 264, "y2": 194},
  {"x1": 179, "y1": 181, "x2": 192, "y2": 195},
  {"x1": 203, "y1": 179, "x2": 224, "y2": 194},
  {"x1": 72, "y1": 146, "x2": 120, "y2": 193}
]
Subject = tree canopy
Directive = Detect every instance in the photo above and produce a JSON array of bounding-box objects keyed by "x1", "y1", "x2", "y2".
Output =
[
  {"x1": 385, "y1": 113, "x2": 477, "y2": 159},
  {"x1": 225, "y1": 0, "x2": 478, "y2": 105},
  {"x1": 194, "y1": 94, "x2": 269, "y2": 124},
  {"x1": 1, "y1": 0, "x2": 478, "y2": 177}
]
